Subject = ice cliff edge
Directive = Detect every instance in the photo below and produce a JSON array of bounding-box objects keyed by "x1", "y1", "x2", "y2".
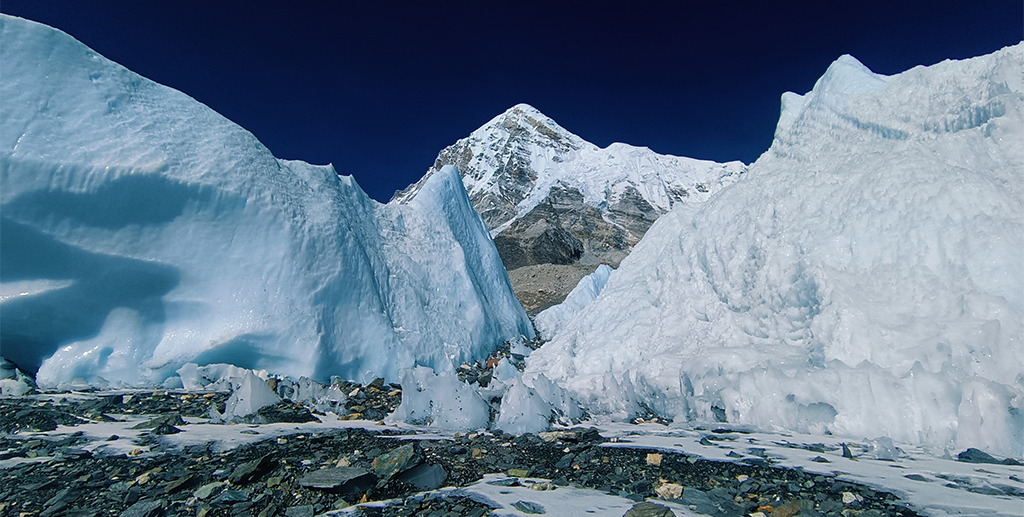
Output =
[{"x1": 0, "y1": 14, "x2": 533, "y2": 388}]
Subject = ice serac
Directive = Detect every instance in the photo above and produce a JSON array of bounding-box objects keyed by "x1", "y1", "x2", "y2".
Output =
[
  {"x1": 0, "y1": 15, "x2": 532, "y2": 388},
  {"x1": 396, "y1": 103, "x2": 746, "y2": 313},
  {"x1": 534, "y1": 264, "x2": 613, "y2": 340},
  {"x1": 526, "y1": 45, "x2": 1024, "y2": 458}
]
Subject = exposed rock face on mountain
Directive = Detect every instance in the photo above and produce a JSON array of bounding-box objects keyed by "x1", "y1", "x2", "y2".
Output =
[{"x1": 397, "y1": 104, "x2": 746, "y2": 313}]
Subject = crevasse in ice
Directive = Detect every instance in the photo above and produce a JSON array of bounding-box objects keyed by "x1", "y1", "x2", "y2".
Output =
[
  {"x1": 526, "y1": 46, "x2": 1024, "y2": 458},
  {"x1": 0, "y1": 14, "x2": 532, "y2": 388}
]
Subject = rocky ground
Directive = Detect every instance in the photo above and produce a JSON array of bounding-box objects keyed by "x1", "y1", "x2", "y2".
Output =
[{"x1": 0, "y1": 389, "x2": 927, "y2": 517}]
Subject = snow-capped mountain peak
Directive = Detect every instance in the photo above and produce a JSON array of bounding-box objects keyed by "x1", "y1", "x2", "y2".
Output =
[
  {"x1": 398, "y1": 103, "x2": 746, "y2": 234},
  {"x1": 395, "y1": 103, "x2": 747, "y2": 314}
]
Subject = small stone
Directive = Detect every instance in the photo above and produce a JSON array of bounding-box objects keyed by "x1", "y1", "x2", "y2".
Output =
[
  {"x1": 771, "y1": 500, "x2": 802, "y2": 517},
  {"x1": 256, "y1": 402, "x2": 319, "y2": 424},
  {"x1": 212, "y1": 489, "x2": 248, "y2": 504},
  {"x1": 842, "y1": 492, "x2": 859, "y2": 504},
  {"x1": 486, "y1": 477, "x2": 520, "y2": 487},
  {"x1": 471, "y1": 447, "x2": 484, "y2": 459},
  {"x1": 646, "y1": 453, "x2": 662, "y2": 466},
  {"x1": 507, "y1": 468, "x2": 531, "y2": 478},
  {"x1": 284, "y1": 506, "x2": 314, "y2": 517},
  {"x1": 538, "y1": 431, "x2": 576, "y2": 442},
  {"x1": 372, "y1": 443, "x2": 422, "y2": 480},
  {"x1": 164, "y1": 474, "x2": 196, "y2": 494},
  {"x1": 151, "y1": 422, "x2": 181, "y2": 435},
  {"x1": 530, "y1": 482, "x2": 556, "y2": 491},
  {"x1": 655, "y1": 482, "x2": 683, "y2": 499},
  {"x1": 623, "y1": 501, "x2": 676, "y2": 517},
  {"x1": 511, "y1": 500, "x2": 545, "y2": 514}
]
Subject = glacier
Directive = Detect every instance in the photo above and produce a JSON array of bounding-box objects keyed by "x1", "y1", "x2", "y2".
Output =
[
  {"x1": 0, "y1": 14, "x2": 533, "y2": 388},
  {"x1": 526, "y1": 45, "x2": 1024, "y2": 458},
  {"x1": 534, "y1": 264, "x2": 613, "y2": 340}
]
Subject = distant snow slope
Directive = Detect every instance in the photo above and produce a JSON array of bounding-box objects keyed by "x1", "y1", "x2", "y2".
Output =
[
  {"x1": 526, "y1": 45, "x2": 1024, "y2": 458},
  {"x1": 0, "y1": 15, "x2": 533, "y2": 388}
]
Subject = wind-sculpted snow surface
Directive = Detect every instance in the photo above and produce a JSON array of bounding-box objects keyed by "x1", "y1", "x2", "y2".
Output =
[
  {"x1": 526, "y1": 46, "x2": 1024, "y2": 458},
  {"x1": 0, "y1": 15, "x2": 532, "y2": 388}
]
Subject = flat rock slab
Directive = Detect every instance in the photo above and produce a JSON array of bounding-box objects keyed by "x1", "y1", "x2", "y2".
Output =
[
  {"x1": 229, "y1": 454, "x2": 275, "y2": 484},
  {"x1": 957, "y1": 447, "x2": 1022, "y2": 465},
  {"x1": 623, "y1": 502, "x2": 676, "y2": 517},
  {"x1": 119, "y1": 499, "x2": 163, "y2": 517},
  {"x1": 372, "y1": 443, "x2": 422, "y2": 480},
  {"x1": 297, "y1": 466, "x2": 374, "y2": 492},
  {"x1": 396, "y1": 462, "x2": 448, "y2": 490},
  {"x1": 511, "y1": 500, "x2": 546, "y2": 514}
]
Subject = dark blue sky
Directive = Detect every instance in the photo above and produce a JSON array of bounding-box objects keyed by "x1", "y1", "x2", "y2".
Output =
[{"x1": 3, "y1": 1, "x2": 1021, "y2": 202}]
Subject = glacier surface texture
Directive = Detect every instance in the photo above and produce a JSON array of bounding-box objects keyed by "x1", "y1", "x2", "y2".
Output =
[
  {"x1": 527, "y1": 46, "x2": 1024, "y2": 458},
  {"x1": 0, "y1": 15, "x2": 533, "y2": 388}
]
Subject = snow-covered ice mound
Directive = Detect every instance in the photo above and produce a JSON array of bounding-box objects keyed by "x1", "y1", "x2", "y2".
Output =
[
  {"x1": 526, "y1": 45, "x2": 1024, "y2": 458},
  {"x1": 0, "y1": 15, "x2": 533, "y2": 388}
]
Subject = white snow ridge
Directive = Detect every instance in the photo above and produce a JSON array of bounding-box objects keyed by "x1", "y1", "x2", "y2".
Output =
[
  {"x1": 526, "y1": 45, "x2": 1024, "y2": 459},
  {"x1": 0, "y1": 15, "x2": 532, "y2": 388}
]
